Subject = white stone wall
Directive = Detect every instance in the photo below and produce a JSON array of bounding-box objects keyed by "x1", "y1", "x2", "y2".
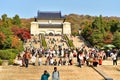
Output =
[
  {"x1": 31, "y1": 21, "x2": 71, "y2": 36},
  {"x1": 38, "y1": 28, "x2": 62, "y2": 35},
  {"x1": 31, "y1": 22, "x2": 38, "y2": 35},
  {"x1": 63, "y1": 22, "x2": 71, "y2": 35},
  {"x1": 31, "y1": 21, "x2": 63, "y2": 35}
]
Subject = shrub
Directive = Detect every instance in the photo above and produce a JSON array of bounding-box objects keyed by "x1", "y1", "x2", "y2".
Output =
[
  {"x1": 68, "y1": 40, "x2": 74, "y2": 47},
  {"x1": 41, "y1": 34, "x2": 47, "y2": 48},
  {"x1": 7, "y1": 49, "x2": 19, "y2": 54},
  {"x1": 0, "y1": 49, "x2": 17, "y2": 60},
  {"x1": 8, "y1": 59, "x2": 14, "y2": 65},
  {"x1": 0, "y1": 59, "x2": 3, "y2": 65},
  {"x1": 63, "y1": 34, "x2": 75, "y2": 48}
]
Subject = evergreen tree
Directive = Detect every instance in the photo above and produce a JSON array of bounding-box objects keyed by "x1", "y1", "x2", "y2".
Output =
[
  {"x1": 12, "y1": 14, "x2": 21, "y2": 27},
  {"x1": 112, "y1": 31, "x2": 120, "y2": 48}
]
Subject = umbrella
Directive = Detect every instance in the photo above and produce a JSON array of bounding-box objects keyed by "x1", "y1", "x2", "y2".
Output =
[{"x1": 104, "y1": 44, "x2": 116, "y2": 49}]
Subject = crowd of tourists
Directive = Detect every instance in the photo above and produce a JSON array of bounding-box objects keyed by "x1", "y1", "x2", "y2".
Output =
[{"x1": 14, "y1": 35, "x2": 120, "y2": 68}]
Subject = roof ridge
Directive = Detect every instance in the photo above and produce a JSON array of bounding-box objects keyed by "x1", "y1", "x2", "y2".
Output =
[
  {"x1": 37, "y1": 11, "x2": 63, "y2": 19},
  {"x1": 38, "y1": 11, "x2": 61, "y2": 13}
]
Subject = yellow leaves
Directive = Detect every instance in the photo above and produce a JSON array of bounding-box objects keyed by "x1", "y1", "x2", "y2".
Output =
[
  {"x1": 0, "y1": 32, "x2": 6, "y2": 44},
  {"x1": 11, "y1": 36, "x2": 20, "y2": 48}
]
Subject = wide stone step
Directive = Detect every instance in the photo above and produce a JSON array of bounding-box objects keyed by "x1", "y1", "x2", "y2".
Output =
[{"x1": 0, "y1": 65, "x2": 104, "y2": 80}]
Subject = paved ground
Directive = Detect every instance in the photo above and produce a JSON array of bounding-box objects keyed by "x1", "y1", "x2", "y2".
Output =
[
  {"x1": 0, "y1": 64, "x2": 104, "y2": 80},
  {"x1": 96, "y1": 65, "x2": 120, "y2": 80},
  {"x1": 0, "y1": 35, "x2": 119, "y2": 80},
  {"x1": 1, "y1": 56, "x2": 120, "y2": 80},
  {"x1": 68, "y1": 36, "x2": 85, "y2": 48}
]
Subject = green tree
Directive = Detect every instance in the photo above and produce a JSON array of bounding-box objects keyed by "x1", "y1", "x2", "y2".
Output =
[
  {"x1": 12, "y1": 14, "x2": 21, "y2": 27},
  {"x1": 89, "y1": 31, "x2": 104, "y2": 46},
  {"x1": 1, "y1": 14, "x2": 7, "y2": 22},
  {"x1": 117, "y1": 23, "x2": 120, "y2": 32},
  {"x1": 1, "y1": 14, "x2": 9, "y2": 27},
  {"x1": 0, "y1": 27, "x2": 12, "y2": 49},
  {"x1": 81, "y1": 24, "x2": 92, "y2": 40},
  {"x1": 109, "y1": 20, "x2": 119, "y2": 33},
  {"x1": 92, "y1": 15, "x2": 106, "y2": 33},
  {"x1": 112, "y1": 31, "x2": 120, "y2": 48}
]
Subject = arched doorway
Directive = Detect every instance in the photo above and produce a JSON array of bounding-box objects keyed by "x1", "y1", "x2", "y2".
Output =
[{"x1": 49, "y1": 32, "x2": 54, "y2": 36}]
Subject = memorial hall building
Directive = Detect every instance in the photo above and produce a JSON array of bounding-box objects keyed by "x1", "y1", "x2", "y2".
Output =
[{"x1": 30, "y1": 11, "x2": 71, "y2": 35}]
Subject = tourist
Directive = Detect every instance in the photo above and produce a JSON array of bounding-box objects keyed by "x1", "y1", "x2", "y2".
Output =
[
  {"x1": 93, "y1": 57, "x2": 98, "y2": 67},
  {"x1": 62, "y1": 57, "x2": 67, "y2": 65},
  {"x1": 38, "y1": 55, "x2": 42, "y2": 66},
  {"x1": 98, "y1": 56, "x2": 102, "y2": 65},
  {"x1": 111, "y1": 52, "x2": 118, "y2": 65},
  {"x1": 50, "y1": 57, "x2": 54, "y2": 65},
  {"x1": 53, "y1": 59, "x2": 57, "y2": 66},
  {"x1": 23, "y1": 50, "x2": 31, "y2": 68},
  {"x1": 68, "y1": 58, "x2": 73, "y2": 65},
  {"x1": 31, "y1": 55, "x2": 36, "y2": 66},
  {"x1": 52, "y1": 67, "x2": 60, "y2": 80},
  {"x1": 41, "y1": 70, "x2": 50, "y2": 80},
  {"x1": 58, "y1": 58, "x2": 62, "y2": 66},
  {"x1": 14, "y1": 54, "x2": 23, "y2": 67},
  {"x1": 78, "y1": 51, "x2": 84, "y2": 67},
  {"x1": 77, "y1": 52, "x2": 81, "y2": 67}
]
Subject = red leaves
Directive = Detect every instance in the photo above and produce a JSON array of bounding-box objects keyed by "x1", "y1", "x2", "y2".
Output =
[{"x1": 11, "y1": 27, "x2": 31, "y2": 41}]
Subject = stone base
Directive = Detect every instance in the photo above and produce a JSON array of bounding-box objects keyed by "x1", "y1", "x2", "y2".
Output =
[{"x1": 2, "y1": 60, "x2": 9, "y2": 66}]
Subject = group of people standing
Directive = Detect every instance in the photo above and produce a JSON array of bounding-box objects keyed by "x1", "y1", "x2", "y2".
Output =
[
  {"x1": 15, "y1": 44, "x2": 119, "y2": 69},
  {"x1": 41, "y1": 67, "x2": 60, "y2": 80}
]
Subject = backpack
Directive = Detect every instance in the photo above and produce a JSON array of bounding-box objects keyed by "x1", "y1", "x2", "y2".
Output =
[{"x1": 52, "y1": 71, "x2": 59, "y2": 78}]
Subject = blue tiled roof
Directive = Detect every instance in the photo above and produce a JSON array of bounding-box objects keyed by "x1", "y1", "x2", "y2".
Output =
[{"x1": 37, "y1": 11, "x2": 63, "y2": 19}]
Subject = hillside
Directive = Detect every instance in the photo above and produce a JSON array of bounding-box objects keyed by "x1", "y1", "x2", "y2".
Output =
[{"x1": 1, "y1": 14, "x2": 120, "y2": 48}]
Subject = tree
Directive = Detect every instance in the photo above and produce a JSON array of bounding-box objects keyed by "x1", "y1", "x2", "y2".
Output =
[
  {"x1": 1, "y1": 14, "x2": 9, "y2": 27},
  {"x1": 112, "y1": 31, "x2": 120, "y2": 48},
  {"x1": 0, "y1": 32, "x2": 6, "y2": 48},
  {"x1": 11, "y1": 36, "x2": 20, "y2": 48},
  {"x1": 109, "y1": 20, "x2": 119, "y2": 33},
  {"x1": 89, "y1": 31, "x2": 104, "y2": 47},
  {"x1": 81, "y1": 24, "x2": 93, "y2": 40},
  {"x1": 11, "y1": 27, "x2": 31, "y2": 41},
  {"x1": 12, "y1": 14, "x2": 21, "y2": 27},
  {"x1": 0, "y1": 27, "x2": 12, "y2": 49},
  {"x1": 1, "y1": 14, "x2": 7, "y2": 22},
  {"x1": 3, "y1": 36, "x2": 12, "y2": 49}
]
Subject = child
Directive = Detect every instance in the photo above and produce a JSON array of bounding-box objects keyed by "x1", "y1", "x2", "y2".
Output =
[{"x1": 99, "y1": 56, "x2": 102, "y2": 65}]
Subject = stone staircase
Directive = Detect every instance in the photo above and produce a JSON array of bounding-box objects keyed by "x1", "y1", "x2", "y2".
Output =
[
  {"x1": 0, "y1": 35, "x2": 106, "y2": 80},
  {"x1": 0, "y1": 65, "x2": 104, "y2": 80}
]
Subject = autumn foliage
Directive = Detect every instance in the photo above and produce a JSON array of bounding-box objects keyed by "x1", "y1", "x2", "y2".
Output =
[
  {"x1": 0, "y1": 32, "x2": 6, "y2": 44},
  {"x1": 11, "y1": 36, "x2": 20, "y2": 48},
  {"x1": 11, "y1": 27, "x2": 31, "y2": 41}
]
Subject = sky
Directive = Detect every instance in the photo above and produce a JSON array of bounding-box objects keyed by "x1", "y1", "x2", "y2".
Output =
[{"x1": 0, "y1": 0, "x2": 120, "y2": 18}]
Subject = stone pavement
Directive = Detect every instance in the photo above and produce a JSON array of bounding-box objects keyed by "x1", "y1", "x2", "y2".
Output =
[
  {"x1": 102, "y1": 59, "x2": 120, "y2": 65},
  {"x1": 0, "y1": 64, "x2": 104, "y2": 80},
  {"x1": 68, "y1": 36, "x2": 85, "y2": 48},
  {"x1": 0, "y1": 57, "x2": 120, "y2": 80},
  {"x1": 92, "y1": 59, "x2": 120, "y2": 80},
  {"x1": 1, "y1": 35, "x2": 119, "y2": 80},
  {"x1": 95, "y1": 65, "x2": 120, "y2": 80}
]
